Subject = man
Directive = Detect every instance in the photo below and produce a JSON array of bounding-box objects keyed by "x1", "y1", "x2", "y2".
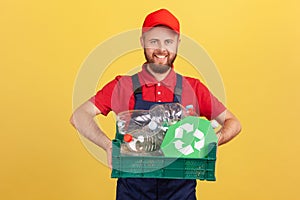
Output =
[{"x1": 70, "y1": 8, "x2": 241, "y2": 200}]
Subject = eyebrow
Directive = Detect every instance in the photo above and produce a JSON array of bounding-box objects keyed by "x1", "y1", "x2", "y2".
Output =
[
  {"x1": 165, "y1": 39, "x2": 174, "y2": 42},
  {"x1": 148, "y1": 38, "x2": 159, "y2": 41},
  {"x1": 148, "y1": 38, "x2": 174, "y2": 42}
]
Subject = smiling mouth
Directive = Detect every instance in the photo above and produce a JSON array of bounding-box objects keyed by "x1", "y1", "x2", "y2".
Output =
[{"x1": 155, "y1": 55, "x2": 167, "y2": 59}]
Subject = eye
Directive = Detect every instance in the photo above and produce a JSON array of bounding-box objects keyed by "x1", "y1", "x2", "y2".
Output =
[
  {"x1": 150, "y1": 40, "x2": 158, "y2": 44},
  {"x1": 165, "y1": 40, "x2": 173, "y2": 45}
]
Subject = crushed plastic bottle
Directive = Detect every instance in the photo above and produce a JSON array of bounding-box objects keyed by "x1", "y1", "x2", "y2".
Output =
[
  {"x1": 117, "y1": 110, "x2": 151, "y2": 135},
  {"x1": 163, "y1": 103, "x2": 187, "y2": 124},
  {"x1": 117, "y1": 103, "x2": 188, "y2": 153},
  {"x1": 124, "y1": 130, "x2": 165, "y2": 153},
  {"x1": 150, "y1": 103, "x2": 187, "y2": 125}
]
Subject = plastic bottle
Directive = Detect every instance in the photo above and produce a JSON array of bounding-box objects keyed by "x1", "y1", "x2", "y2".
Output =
[
  {"x1": 150, "y1": 103, "x2": 187, "y2": 125},
  {"x1": 124, "y1": 130, "x2": 164, "y2": 153},
  {"x1": 185, "y1": 105, "x2": 198, "y2": 116},
  {"x1": 149, "y1": 105, "x2": 166, "y2": 124},
  {"x1": 117, "y1": 110, "x2": 151, "y2": 134},
  {"x1": 119, "y1": 103, "x2": 188, "y2": 153},
  {"x1": 163, "y1": 103, "x2": 187, "y2": 124},
  {"x1": 210, "y1": 120, "x2": 219, "y2": 129}
]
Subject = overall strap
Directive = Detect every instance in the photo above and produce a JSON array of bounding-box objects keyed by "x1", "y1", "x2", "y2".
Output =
[
  {"x1": 132, "y1": 73, "x2": 142, "y2": 94},
  {"x1": 174, "y1": 73, "x2": 182, "y2": 103}
]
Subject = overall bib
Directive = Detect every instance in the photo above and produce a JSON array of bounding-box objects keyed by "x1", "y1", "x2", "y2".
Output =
[{"x1": 116, "y1": 74, "x2": 197, "y2": 200}]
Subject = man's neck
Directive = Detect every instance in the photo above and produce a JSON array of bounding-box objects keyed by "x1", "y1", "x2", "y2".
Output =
[{"x1": 146, "y1": 64, "x2": 172, "y2": 82}]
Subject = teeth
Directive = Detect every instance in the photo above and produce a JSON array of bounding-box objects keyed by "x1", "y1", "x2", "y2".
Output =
[{"x1": 156, "y1": 55, "x2": 166, "y2": 59}]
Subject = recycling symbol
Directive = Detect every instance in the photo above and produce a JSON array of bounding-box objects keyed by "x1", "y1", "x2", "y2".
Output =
[
  {"x1": 173, "y1": 123, "x2": 205, "y2": 155},
  {"x1": 161, "y1": 116, "x2": 218, "y2": 158}
]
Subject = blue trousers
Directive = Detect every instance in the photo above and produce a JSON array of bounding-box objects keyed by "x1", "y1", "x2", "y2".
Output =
[{"x1": 116, "y1": 178, "x2": 197, "y2": 200}]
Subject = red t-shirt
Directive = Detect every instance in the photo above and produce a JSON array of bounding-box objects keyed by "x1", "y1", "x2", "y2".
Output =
[{"x1": 90, "y1": 65, "x2": 226, "y2": 120}]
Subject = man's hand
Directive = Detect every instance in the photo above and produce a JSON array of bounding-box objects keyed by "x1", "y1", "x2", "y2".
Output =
[
  {"x1": 214, "y1": 110, "x2": 242, "y2": 146},
  {"x1": 70, "y1": 101, "x2": 113, "y2": 168}
]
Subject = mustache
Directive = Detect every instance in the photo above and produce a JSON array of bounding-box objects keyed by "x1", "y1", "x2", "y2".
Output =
[{"x1": 143, "y1": 49, "x2": 177, "y2": 66}]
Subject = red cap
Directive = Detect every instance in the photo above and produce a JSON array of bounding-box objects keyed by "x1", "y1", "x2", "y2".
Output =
[{"x1": 142, "y1": 9, "x2": 180, "y2": 34}]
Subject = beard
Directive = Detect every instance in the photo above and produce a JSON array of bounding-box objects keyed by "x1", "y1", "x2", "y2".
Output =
[
  {"x1": 144, "y1": 48, "x2": 177, "y2": 74},
  {"x1": 148, "y1": 63, "x2": 171, "y2": 74}
]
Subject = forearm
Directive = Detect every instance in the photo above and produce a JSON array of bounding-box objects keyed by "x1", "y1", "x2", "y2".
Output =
[
  {"x1": 214, "y1": 109, "x2": 241, "y2": 146},
  {"x1": 70, "y1": 109, "x2": 111, "y2": 151},
  {"x1": 217, "y1": 117, "x2": 241, "y2": 146}
]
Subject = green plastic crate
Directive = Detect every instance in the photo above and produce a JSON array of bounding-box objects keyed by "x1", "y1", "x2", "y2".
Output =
[{"x1": 111, "y1": 139, "x2": 217, "y2": 181}]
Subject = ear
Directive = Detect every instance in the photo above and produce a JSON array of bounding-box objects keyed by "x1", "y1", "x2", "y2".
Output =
[{"x1": 140, "y1": 36, "x2": 145, "y2": 48}]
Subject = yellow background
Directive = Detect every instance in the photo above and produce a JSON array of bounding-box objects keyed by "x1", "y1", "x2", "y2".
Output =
[{"x1": 1, "y1": 0, "x2": 299, "y2": 199}]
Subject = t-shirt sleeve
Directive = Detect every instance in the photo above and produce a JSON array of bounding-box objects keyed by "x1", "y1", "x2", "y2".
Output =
[
  {"x1": 89, "y1": 75, "x2": 134, "y2": 116},
  {"x1": 195, "y1": 80, "x2": 226, "y2": 120},
  {"x1": 89, "y1": 77, "x2": 119, "y2": 116}
]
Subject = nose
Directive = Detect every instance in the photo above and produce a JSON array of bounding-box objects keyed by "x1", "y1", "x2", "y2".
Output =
[{"x1": 157, "y1": 41, "x2": 167, "y2": 51}]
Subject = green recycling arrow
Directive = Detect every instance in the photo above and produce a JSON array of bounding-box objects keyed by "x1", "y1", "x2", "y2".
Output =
[{"x1": 161, "y1": 116, "x2": 218, "y2": 158}]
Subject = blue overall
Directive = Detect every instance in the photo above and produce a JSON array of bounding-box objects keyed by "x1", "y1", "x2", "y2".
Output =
[{"x1": 116, "y1": 74, "x2": 197, "y2": 200}]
